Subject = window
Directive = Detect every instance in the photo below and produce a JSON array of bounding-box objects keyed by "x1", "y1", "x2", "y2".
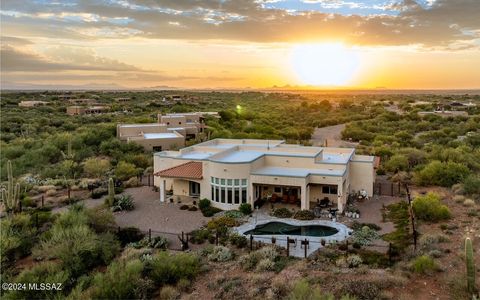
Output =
[
  {"x1": 322, "y1": 185, "x2": 338, "y2": 195},
  {"x1": 274, "y1": 187, "x2": 282, "y2": 193},
  {"x1": 210, "y1": 177, "x2": 248, "y2": 205},
  {"x1": 153, "y1": 146, "x2": 162, "y2": 152}
]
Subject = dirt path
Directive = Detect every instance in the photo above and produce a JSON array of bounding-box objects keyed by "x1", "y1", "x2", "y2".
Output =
[{"x1": 310, "y1": 124, "x2": 358, "y2": 147}]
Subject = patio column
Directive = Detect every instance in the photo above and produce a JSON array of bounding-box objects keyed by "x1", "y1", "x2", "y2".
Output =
[
  {"x1": 250, "y1": 182, "x2": 255, "y2": 208},
  {"x1": 300, "y1": 185, "x2": 308, "y2": 210},
  {"x1": 159, "y1": 179, "x2": 166, "y2": 203}
]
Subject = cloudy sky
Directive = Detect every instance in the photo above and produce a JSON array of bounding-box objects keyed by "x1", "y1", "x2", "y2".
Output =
[{"x1": 1, "y1": 0, "x2": 479, "y2": 89}]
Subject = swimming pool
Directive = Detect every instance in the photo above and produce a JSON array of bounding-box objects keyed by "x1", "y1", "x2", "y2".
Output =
[{"x1": 244, "y1": 221, "x2": 339, "y2": 237}]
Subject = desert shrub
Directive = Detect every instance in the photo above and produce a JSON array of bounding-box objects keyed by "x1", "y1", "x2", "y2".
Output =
[
  {"x1": 90, "y1": 259, "x2": 152, "y2": 300},
  {"x1": 385, "y1": 154, "x2": 409, "y2": 172},
  {"x1": 340, "y1": 279, "x2": 381, "y2": 300},
  {"x1": 293, "y1": 210, "x2": 315, "y2": 220},
  {"x1": 180, "y1": 204, "x2": 189, "y2": 210},
  {"x1": 256, "y1": 258, "x2": 275, "y2": 272},
  {"x1": 286, "y1": 279, "x2": 335, "y2": 300},
  {"x1": 239, "y1": 203, "x2": 252, "y2": 215},
  {"x1": 463, "y1": 199, "x2": 475, "y2": 207},
  {"x1": 239, "y1": 246, "x2": 280, "y2": 272},
  {"x1": 225, "y1": 210, "x2": 244, "y2": 218},
  {"x1": 176, "y1": 278, "x2": 191, "y2": 292},
  {"x1": 229, "y1": 233, "x2": 248, "y2": 248},
  {"x1": 412, "y1": 193, "x2": 451, "y2": 222},
  {"x1": 411, "y1": 255, "x2": 439, "y2": 274},
  {"x1": 117, "y1": 227, "x2": 144, "y2": 246},
  {"x1": 115, "y1": 161, "x2": 139, "y2": 181},
  {"x1": 3, "y1": 261, "x2": 70, "y2": 300},
  {"x1": 271, "y1": 207, "x2": 293, "y2": 218},
  {"x1": 0, "y1": 213, "x2": 37, "y2": 266},
  {"x1": 453, "y1": 195, "x2": 465, "y2": 203},
  {"x1": 188, "y1": 206, "x2": 198, "y2": 211},
  {"x1": 463, "y1": 175, "x2": 480, "y2": 195},
  {"x1": 189, "y1": 228, "x2": 211, "y2": 244},
  {"x1": 419, "y1": 233, "x2": 449, "y2": 250},
  {"x1": 124, "y1": 176, "x2": 141, "y2": 188},
  {"x1": 147, "y1": 252, "x2": 201, "y2": 285},
  {"x1": 199, "y1": 198, "x2": 211, "y2": 211},
  {"x1": 336, "y1": 254, "x2": 363, "y2": 268},
  {"x1": 207, "y1": 216, "x2": 238, "y2": 236},
  {"x1": 130, "y1": 236, "x2": 168, "y2": 250},
  {"x1": 91, "y1": 187, "x2": 107, "y2": 199},
  {"x1": 85, "y1": 206, "x2": 116, "y2": 231},
  {"x1": 352, "y1": 226, "x2": 380, "y2": 246},
  {"x1": 207, "y1": 246, "x2": 233, "y2": 262},
  {"x1": 356, "y1": 250, "x2": 390, "y2": 267},
  {"x1": 111, "y1": 194, "x2": 134, "y2": 211},
  {"x1": 414, "y1": 161, "x2": 470, "y2": 187},
  {"x1": 34, "y1": 206, "x2": 120, "y2": 277},
  {"x1": 159, "y1": 286, "x2": 179, "y2": 300},
  {"x1": 351, "y1": 221, "x2": 381, "y2": 231},
  {"x1": 199, "y1": 198, "x2": 222, "y2": 217}
]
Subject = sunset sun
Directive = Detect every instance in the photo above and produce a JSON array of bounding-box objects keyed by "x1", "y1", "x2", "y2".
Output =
[{"x1": 291, "y1": 43, "x2": 360, "y2": 86}]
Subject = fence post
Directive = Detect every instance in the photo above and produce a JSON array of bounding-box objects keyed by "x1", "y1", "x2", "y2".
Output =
[
  {"x1": 249, "y1": 234, "x2": 253, "y2": 251},
  {"x1": 149, "y1": 229, "x2": 152, "y2": 243},
  {"x1": 287, "y1": 237, "x2": 290, "y2": 257},
  {"x1": 304, "y1": 239, "x2": 308, "y2": 258},
  {"x1": 186, "y1": 233, "x2": 189, "y2": 249},
  {"x1": 41, "y1": 195, "x2": 44, "y2": 207}
]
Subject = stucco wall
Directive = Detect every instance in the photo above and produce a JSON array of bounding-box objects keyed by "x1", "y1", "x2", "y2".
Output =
[{"x1": 349, "y1": 161, "x2": 375, "y2": 196}]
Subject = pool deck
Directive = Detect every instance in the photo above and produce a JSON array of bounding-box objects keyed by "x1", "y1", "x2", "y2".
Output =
[{"x1": 235, "y1": 215, "x2": 352, "y2": 258}]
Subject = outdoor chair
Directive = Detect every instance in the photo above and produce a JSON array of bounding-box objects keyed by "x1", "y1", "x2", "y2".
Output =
[{"x1": 319, "y1": 197, "x2": 330, "y2": 208}]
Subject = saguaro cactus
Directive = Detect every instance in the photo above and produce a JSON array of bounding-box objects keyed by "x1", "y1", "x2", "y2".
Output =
[
  {"x1": 1, "y1": 160, "x2": 21, "y2": 213},
  {"x1": 107, "y1": 177, "x2": 115, "y2": 206},
  {"x1": 465, "y1": 237, "x2": 476, "y2": 294}
]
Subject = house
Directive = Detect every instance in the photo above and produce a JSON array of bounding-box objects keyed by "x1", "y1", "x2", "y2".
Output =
[
  {"x1": 18, "y1": 101, "x2": 48, "y2": 107},
  {"x1": 66, "y1": 105, "x2": 109, "y2": 115},
  {"x1": 153, "y1": 139, "x2": 375, "y2": 212},
  {"x1": 117, "y1": 123, "x2": 185, "y2": 151},
  {"x1": 117, "y1": 112, "x2": 218, "y2": 151}
]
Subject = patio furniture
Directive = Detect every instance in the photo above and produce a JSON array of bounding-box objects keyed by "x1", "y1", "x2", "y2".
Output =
[
  {"x1": 319, "y1": 197, "x2": 330, "y2": 208},
  {"x1": 289, "y1": 195, "x2": 297, "y2": 204},
  {"x1": 270, "y1": 193, "x2": 278, "y2": 203},
  {"x1": 282, "y1": 194, "x2": 289, "y2": 203}
]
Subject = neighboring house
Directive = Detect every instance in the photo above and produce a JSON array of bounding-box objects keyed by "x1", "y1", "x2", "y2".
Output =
[
  {"x1": 418, "y1": 110, "x2": 468, "y2": 117},
  {"x1": 66, "y1": 105, "x2": 109, "y2": 115},
  {"x1": 18, "y1": 101, "x2": 48, "y2": 107},
  {"x1": 117, "y1": 123, "x2": 185, "y2": 151},
  {"x1": 117, "y1": 112, "x2": 219, "y2": 151},
  {"x1": 153, "y1": 139, "x2": 376, "y2": 212}
]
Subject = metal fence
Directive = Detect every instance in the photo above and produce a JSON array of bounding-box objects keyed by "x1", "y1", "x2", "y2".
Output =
[{"x1": 374, "y1": 180, "x2": 404, "y2": 197}]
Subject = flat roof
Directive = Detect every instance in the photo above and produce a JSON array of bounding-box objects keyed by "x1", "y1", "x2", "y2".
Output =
[
  {"x1": 143, "y1": 133, "x2": 181, "y2": 139},
  {"x1": 155, "y1": 138, "x2": 367, "y2": 166},
  {"x1": 251, "y1": 166, "x2": 345, "y2": 178},
  {"x1": 119, "y1": 123, "x2": 164, "y2": 128}
]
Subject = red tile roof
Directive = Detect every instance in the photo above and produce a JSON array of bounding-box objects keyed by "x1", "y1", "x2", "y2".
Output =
[
  {"x1": 154, "y1": 161, "x2": 203, "y2": 179},
  {"x1": 374, "y1": 156, "x2": 381, "y2": 169}
]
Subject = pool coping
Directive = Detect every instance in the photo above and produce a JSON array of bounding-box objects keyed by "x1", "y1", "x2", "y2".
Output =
[{"x1": 234, "y1": 217, "x2": 352, "y2": 257}]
